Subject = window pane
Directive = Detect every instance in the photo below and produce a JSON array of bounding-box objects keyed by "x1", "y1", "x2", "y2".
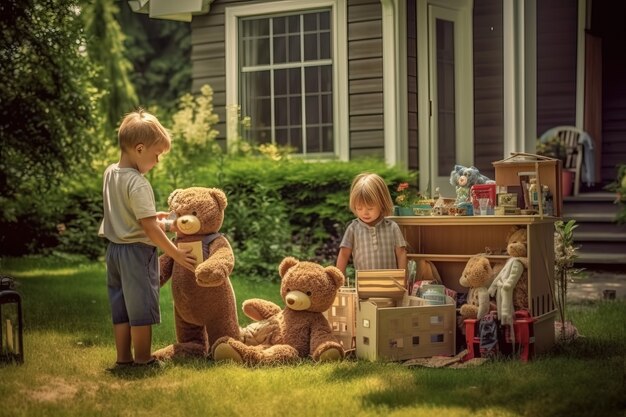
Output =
[
  {"x1": 242, "y1": 38, "x2": 270, "y2": 66},
  {"x1": 241, "y1": 19, "x2": 269, "y2": 37},
  {"x1": 305, "y1": 66, "x2": 319, "y2": 92},
  {"x1": 288, "y1": 15, "x2": 300, "y2": 33},
  {"x1": 290, "y1": 96, "x2": 301, "y2": 123},
  {"x1": 321, "y1": 94, "x2": 333, "y2": 123},
  {"x1": 320, "y1": 65, "x2": 332, "y2": 92},
  {"x1": 274, "y1": 16, "x2": 286, "y2": 34},
  {"x1": 288, "y1": 35, "x2": 300, "y2": 62},
  {"x1": 306, "y1": 95, "x2": 319, "y2": 124},
  {"x1": 320, "y1": 32, "x2": 331, "y2": 59},
  {"x1": 306, "y1": 126, "x2": 320, "y2": 153},
  {"x1": 303, "y1": 13, "x2": 317, "y2": 31},
  {"x1": 322, "y1": 126, "x2": 333, "y2": 152},
  {"x1": 319, "y1": 11, "x2": 330, "y2": 30},
  {"x1": 304, "y1": 33, "x2": 318, "y2": 61},
  {"x1": 275, "y1": 97, "x2": 288, "y2": 126},
  {"x1": 274, "y1": 36, "x2": 286, "y2": 64}
]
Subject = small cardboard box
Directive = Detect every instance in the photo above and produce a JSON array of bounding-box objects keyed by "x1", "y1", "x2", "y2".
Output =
[{"x1": 355, "y1": 270, "x2": 456, "y2": 362}]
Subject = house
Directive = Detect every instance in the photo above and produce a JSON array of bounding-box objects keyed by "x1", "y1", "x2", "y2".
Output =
[{"x1": 129, "y1": 0, "x2": 624, "y2": 195}]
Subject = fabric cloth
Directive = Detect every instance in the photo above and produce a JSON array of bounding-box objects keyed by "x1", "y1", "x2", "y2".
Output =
[
  {"x1": 539, "y1": 127, "x2": 596, "y2": 185},
  {"x1": 99, "y1": 163, "x2": 157, "y2": 245},
  {"x1": 106, "y1": 242, "x2": 160, "y2": 326},
  {"x1": 340, "y1": 218, "x2": 406, "y2": 270}
]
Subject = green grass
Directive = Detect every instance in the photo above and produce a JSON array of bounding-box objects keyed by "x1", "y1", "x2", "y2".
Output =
[{"x1": 0, "y1": 255, "x2": 624, "y2": 417}]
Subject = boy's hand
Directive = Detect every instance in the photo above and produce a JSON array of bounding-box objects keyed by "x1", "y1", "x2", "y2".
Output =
[{"x1": 174, "y1": 246, "x2": 196, "y2": 273}]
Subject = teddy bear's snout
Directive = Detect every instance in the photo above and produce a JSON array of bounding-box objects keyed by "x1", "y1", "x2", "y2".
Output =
[
  {"x1": 176, "y1": 214, "x2": 202, "y2": 235},
  {"x1": 285, "y1": 291, "x2": 311, "y2": 311}
]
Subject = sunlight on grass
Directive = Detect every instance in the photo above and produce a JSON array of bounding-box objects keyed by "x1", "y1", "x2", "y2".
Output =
[{"x1": 1, "y1": 256, "x2": 625, "y2": 417}]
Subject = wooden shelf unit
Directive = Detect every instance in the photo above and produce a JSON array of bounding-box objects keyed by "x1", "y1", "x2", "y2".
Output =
[{"x1": 391, "y1": 215, "x2": 557, "y2": 355}]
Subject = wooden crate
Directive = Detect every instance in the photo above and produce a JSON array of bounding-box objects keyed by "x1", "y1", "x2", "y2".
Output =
[
  {"x1": 492, "y1": 153, "x2": 563, "y2": 217},
  {"x1": 354, "y1": 270, "x2": 456, "y2": 361},
  {"x1": 324, "y1": 287, "x2": 357, "y2": 350}
]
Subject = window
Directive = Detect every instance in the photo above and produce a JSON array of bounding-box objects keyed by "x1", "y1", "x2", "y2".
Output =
[{"x1": 226, "y1": 1, "x2": 348, "y2": 159}]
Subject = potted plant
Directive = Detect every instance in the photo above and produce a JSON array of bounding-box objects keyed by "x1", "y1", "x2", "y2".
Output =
[
  {"x1": 553, "y1": 219, "x2": 580, "y2": 342},
  {"x1": 605, "y1": 164, "x2": 626, "y2": 224},
  {"x1": 394, "y1": 182, "x2": 417, "y2": 215},
  {"x1": 536, "y1": 136, "x2": 574, "y2": 197}
]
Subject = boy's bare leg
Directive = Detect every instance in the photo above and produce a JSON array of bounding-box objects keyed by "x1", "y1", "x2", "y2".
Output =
[
  {"x1": 113, "y1": 323, "x2": 133, "y2": 363},
  {"x1": 131, "y1": 325, "x2": 153, "y2": 364}
]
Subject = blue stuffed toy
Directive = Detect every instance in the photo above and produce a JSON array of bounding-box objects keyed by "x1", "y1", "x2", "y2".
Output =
[{"x1": 449, "y1": 165, "x2": 492, "y2": 209}]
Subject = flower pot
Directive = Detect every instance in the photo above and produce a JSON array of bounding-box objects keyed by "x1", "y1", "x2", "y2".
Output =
[
  {"x1": 397, "y1": 206, "x2": 414, "y2": 216},
  {"x1": 562, "y1": 170, "x2": 574, "y2": 197}
]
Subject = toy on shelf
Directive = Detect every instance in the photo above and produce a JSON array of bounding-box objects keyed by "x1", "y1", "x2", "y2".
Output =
[{"x1": 449, "y1": 165, "x2": 494, "y2": 214}]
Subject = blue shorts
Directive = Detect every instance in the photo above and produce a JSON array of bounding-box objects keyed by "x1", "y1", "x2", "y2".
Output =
[{"x1": 105, "y1": 242, "x2": 160, "y2": 326}]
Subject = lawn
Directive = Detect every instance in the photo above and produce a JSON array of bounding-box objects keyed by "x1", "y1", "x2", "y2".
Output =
[{"x1": 0, "y1": 255, "x2": 624, "y2": 417}]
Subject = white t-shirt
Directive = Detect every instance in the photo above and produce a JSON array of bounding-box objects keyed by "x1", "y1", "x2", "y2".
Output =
[{"x1": 98, "y1": 164, "x2": 157, "y2": 245}]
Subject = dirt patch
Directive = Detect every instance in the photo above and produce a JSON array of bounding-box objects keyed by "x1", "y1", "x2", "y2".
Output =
[{"x1": 22, "y1": 377, "x2": 79, "y2": 403}]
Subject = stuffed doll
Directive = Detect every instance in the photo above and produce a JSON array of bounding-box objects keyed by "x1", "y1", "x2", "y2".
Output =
[
  {"x1": 488, "y1": 226, "x2": 529, "y2": 326},
  {"x1": 211, "y1": 257, "x2": 345, "y2": 365},
  {"x1": 449, "y1": 165, "x2": 492, "y2": 206}
]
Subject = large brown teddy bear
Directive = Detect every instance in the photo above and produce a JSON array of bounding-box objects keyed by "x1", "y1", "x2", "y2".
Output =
[
  {"x1": 488, "y1": 226, "x2": 529, "y2": 325},
  {"x1": 459, "y1": 255, "x2": 495, "y2": 321},
  {"x1": 210, "y1": 257, "x2": 345, "y2": 365},
  {"x1": 154, "y1": 187, "x2": 240, "y2": 360}
]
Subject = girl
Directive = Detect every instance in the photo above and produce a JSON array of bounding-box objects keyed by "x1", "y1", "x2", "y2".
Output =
[{"x1": 336, "y1": 173, "x2": 407, "y2": 277}]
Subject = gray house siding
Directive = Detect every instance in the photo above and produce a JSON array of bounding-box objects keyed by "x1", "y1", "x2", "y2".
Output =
[
  {"x1": 347, "y1": 0, "x2": 384, "y2": 159},
  {"x1": 591, "y1": 0, "x2": 626, "y2": 183},
  {"x1": 407, "y1": 0, "x2": 418, "y2": 170},
  {"x1": 536, "y1": 0, "x2": 578, "y2": 136},
  {"x1": 190, "y1": 1, "x2": 237, "y2": 146},
  {"x1": 472, "y1": 0, "x2": 504, "y2": 180}
]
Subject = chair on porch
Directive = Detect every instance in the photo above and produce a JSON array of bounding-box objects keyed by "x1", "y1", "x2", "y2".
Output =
[{"x1": 539, "y1": 126, "x2": 595, "y2": 196}]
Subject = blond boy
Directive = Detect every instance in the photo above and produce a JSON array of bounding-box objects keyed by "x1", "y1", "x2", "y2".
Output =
[{"x1": 99, "y1": 109, "x2": 196, "y2": 367}]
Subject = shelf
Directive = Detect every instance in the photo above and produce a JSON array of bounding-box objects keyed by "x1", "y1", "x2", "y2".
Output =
[
  {"x1": 389, "y1": 215, "x2": 558, "y2": 226},
  {"x1": 407, "y1": 254, "x2": 510, "y2": 262}
]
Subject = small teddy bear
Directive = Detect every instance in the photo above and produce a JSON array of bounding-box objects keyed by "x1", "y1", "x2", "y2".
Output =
[
  {"x1": 153, "y1": 187, "x2": 240, "y2": 360},
  {"x1": 449, "y1": 165, "x2": 492, "y2": 206},
  {"x1": 459, "y1": 255, "x2": 495, "y2": 321},
  {"x1": 211, "y1": 257, "x2": 345, "y2": 365},
  {"x1": 488, "y1": 226, "x2": 529, "y2": 326}
]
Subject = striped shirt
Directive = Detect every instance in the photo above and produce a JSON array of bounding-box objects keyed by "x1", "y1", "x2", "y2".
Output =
[{"x1": 340, "y1": 218, "x2": 406, "y2": 270}]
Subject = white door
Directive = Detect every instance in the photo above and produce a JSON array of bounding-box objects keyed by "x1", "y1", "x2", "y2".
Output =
[{"x1": 418, "y1": 0, "x2": 473, "y2": 197}]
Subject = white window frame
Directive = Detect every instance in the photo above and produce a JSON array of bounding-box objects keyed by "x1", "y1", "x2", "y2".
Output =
[{"x1": 225, "y1": 0, "x2": 348, "y2": 160}]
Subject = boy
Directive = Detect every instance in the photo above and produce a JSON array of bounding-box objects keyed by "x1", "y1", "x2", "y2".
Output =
[{"x1": 99, "y1": 109, "x2": 196, "y2": 367}]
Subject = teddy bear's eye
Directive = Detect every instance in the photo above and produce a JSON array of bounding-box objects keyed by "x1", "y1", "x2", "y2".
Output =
[
  {"x1": 306, "y1": 291, "x2": 312, "y2": 296},
  {"x1": 286, "y1": 288, "x2": 291, "y2": 292},
  {"x1": 192, "y1": 211, "x2": 197, "y2": 216}
]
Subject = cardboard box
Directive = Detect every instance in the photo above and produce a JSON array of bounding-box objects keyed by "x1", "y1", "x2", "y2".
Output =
[{"x1": 354, "y1": 270, "x2": 456, "y2": 361}]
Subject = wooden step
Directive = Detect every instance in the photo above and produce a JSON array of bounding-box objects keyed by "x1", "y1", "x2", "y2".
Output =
[{"x1": 575, "y1": 252, "x2": 626, "y2": 265}]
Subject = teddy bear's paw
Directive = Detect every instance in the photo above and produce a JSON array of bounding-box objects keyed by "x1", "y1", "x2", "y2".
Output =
[
  {"x1": 196, "y1": 272, "x2": 224, "y2": 288},
  {"x1": 213, "y1": 342, "x2": 244, "y2": 363},
  {"x1": 318, "y1": 348, "x2": 343, "y2": 362}
]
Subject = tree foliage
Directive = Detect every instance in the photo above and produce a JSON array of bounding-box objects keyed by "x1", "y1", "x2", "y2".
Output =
[
  {"x1": 118, "y1": 4, "x2": 191, "y2": 115},
  {"x1": 82, "y1": 0, "x2": 138, "y2": 136},
  {"x1": 0, "y1": 0, "x2": 100, "y2": 224}
]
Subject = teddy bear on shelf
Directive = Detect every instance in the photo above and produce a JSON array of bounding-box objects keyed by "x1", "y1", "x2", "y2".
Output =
[
  {"x1": 449, "y1": 165, "x2": 493, "y2": 207},
  {"x1": 211, "y1": 257, "x2": 345, "y2": 365},
  {"x1": 153, "y1": 187, "x2": 240, "y2": 360},
  {"x1": 488, "y1": 226, "x2": 529, "y2": 326},
  {"x1": 459, "y1": 255, "x2": 496, "y2": 321}
]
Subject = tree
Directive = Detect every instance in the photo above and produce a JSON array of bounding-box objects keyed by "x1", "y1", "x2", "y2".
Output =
[
  {"x1": 118, "y1": 4, "x2": 191, "y2": 115},
  {"x1": 82, "y1": 0, "x2": 138, "y2": 136},
  {"x1": 0, "y1": 0, "x2": 101, "y2": 255}
]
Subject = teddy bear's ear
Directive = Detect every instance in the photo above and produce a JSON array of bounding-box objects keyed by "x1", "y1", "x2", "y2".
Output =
[
  {"x1": 278, "y1": 257, "x2": 299, "y2": 278},
  {"x1": 209, "y1": 188, "x2": 228, "y2": 211},
  {"x1": 168, "y1": 189, "x2": 183, "y2": 207},
  {"x1": 324, "y1": 266, "x2": 345, "y2": 289}
]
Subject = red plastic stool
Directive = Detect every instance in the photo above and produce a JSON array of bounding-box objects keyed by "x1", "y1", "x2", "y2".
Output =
[{"x1": 463, "y1": 310, "x2": 535, "y2": 362}]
